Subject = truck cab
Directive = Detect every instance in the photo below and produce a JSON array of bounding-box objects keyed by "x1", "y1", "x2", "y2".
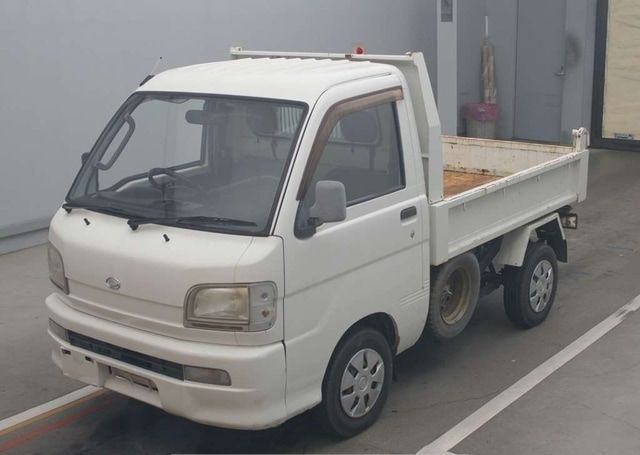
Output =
[{"x1": 47, "y1": 50, "x2": 588, "y2": 436}]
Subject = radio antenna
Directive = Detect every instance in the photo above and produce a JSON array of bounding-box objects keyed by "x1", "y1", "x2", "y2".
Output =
[{"x1": 139, "y1": 56, "x2": 163, "y2": 86}]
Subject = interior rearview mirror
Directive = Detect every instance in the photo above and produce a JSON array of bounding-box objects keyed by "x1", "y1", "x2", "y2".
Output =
[
  {"x1": 185, "y1": 109, "x2": 219, "y2": 125},
  {"x1": 309, "y1": 181, "x2": 347, "y2": 226}
]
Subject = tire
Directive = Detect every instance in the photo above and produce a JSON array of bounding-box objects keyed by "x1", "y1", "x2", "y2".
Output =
[
  {"x1": 427, "y1": 253, "x2": 481, "y2": 340},
  {"x1": 319, "y1": 328, "x2": 393, "y2": 438},
  {"x1": 503, "y1": 242, "x2": 558, "y2": 328}
]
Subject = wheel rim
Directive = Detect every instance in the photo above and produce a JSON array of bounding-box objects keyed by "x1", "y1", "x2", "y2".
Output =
[
  {"x1": 440, "y1": 269, "x2": 470, "y2": 325},
  {"x1": 529, "y1": 259, "x2": 554, "y2": 313},
  {"x1": 339, "y1": 348, "x2": 385, "y2": 418}
]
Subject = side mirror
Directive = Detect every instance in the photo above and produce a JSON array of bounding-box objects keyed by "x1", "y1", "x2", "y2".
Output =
[
  {"x1": 81, "y1": 152, "x2": 90, "y2": 164},
  {"x1": 309, "y1": 181, "x2": 347, "y2": 226}
]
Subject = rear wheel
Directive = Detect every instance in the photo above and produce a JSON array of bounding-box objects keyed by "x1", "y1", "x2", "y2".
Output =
[
  {"x1": 427, "y1": 253, "x2": 481, "y2": 339},
  {"x1": 319, "y1": 328, "x2": 393, "y2": 438},
  {"x1": 503, "y1": 242, "x2": 558, "y2": 328}
]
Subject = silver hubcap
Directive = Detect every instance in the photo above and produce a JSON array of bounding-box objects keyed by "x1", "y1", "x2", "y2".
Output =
[
  {"x1": 440, "y1": 269, "x2": 470, "y2": 325},
  {"x1": 529, "y1": 259, "x2": 554, "y2": 313},
  {"x1": 340, "y1": 348, "x2": 385, "y2": 418}
]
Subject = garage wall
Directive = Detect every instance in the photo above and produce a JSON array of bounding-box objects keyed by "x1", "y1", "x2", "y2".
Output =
[
  {"x1": 0, "y1": 0, "x2": 437, "y2": 252},
  {"x1": 457, "y1": 0, "x2": 518, "y2": 138},
  {"x1": 457, "y1": 0, "x2": 596, "y2": 142}
]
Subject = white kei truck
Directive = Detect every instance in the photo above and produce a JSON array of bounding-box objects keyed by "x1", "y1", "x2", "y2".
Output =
[{"x1": 46, "y1": 49, "x2": 589, "y2": 437}]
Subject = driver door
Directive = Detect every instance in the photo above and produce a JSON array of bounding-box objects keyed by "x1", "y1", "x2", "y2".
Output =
[{"x1": 277, "y1": 81, "x2": 428, "y2": 412}]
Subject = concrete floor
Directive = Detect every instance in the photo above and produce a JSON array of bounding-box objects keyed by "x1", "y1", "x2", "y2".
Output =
[
  {"x1": 0, "y1": 246, "x2": 80, "y2": 420},
  {"x1": 1, "y1": 148, "x2": 640, "y2": 454}
]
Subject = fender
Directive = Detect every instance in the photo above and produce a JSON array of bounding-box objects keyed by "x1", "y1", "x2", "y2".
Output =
[{"x1": 494, "y1": 213, "x2": 567, "y2": 267}]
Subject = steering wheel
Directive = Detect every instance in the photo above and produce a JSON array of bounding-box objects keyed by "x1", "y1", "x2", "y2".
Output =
[{"x1": 147, "y1": 168, "x2": 204, "y2": 193}]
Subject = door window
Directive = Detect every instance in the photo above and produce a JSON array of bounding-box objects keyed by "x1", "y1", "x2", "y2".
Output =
[{"x1": 303, "y1": 102, "x2": 405, "y2": 207}]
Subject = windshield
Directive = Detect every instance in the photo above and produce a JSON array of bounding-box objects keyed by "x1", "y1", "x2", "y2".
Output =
[{"x1": 67, "y1": 93, "x2": 307, "y2": 235}]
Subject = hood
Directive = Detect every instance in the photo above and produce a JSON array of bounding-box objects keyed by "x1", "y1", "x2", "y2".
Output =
[{"x1": 49, "y1": 208, "x2": 283, "y2": 345}]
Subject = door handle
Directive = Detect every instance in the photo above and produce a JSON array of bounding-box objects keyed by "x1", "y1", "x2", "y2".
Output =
[
  {"x1": 400, "y1": 206, "x2": 417, "y2": 221},
  {"x1": 555, "y1": 65, "x2": 566, "y2": 77}
]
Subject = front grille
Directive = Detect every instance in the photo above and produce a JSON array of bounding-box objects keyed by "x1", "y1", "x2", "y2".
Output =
[{"x1": 68, "y1": 331, "x2": 184, "y2": 380}]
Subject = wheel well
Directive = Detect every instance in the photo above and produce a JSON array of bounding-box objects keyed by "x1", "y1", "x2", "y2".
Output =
[
  {"x1": 341, "y1": 313, "x2": 398, "y2": 354},
  {"x1": 494, "y1": 215, "x2": 568, "y2": 267},
  {"x1": 536, "y1": 218, "x2": 568, "y2": 263}
]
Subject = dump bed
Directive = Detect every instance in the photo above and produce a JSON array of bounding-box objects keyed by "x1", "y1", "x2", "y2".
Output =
[{"x1": 428, "y1": 130, "x2": 589, "y2": 265}]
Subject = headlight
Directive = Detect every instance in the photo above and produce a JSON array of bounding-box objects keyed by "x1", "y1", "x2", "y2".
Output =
[
  {"x1": 184, "y1": 282, "x2": 277, "y2": 332},
  {"x1": 48, "y1": 243, "x2": 69, "y2": 294}
]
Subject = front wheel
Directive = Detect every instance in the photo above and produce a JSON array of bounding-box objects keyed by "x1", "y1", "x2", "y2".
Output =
[
  {"x1": 503, "y1": 242, "x2": 558, "y2": 328},
  {"x1": 319, "y1": 328, "x2": 393, "y2": 438}
]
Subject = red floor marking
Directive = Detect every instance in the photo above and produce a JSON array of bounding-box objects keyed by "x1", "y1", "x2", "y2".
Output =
[{"x1": 0, "y1": 398, "x2": 114, "y2": 453}]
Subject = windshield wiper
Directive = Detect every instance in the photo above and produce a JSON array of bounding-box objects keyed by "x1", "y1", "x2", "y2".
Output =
[
  {"x1": 127, "y1": 215, "x2": 257, "y2": 231},
  {"x1": 62, "y1": 202, "x2": 130, "y2": 217}
]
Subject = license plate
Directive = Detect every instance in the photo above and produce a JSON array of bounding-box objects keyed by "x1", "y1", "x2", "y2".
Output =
[{"x1": 110, "y1": 367, "x2": 158, "y2": 391}]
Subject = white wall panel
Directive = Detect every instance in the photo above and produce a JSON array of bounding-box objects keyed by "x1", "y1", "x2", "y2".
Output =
[{"x1": 602, "y1": 0, "x2": 640, "y2": 140}]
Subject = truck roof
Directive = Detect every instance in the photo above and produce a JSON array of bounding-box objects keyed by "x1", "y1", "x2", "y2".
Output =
[{"x1": 137, "y1": 57, "x2": 396, "y2": 103}]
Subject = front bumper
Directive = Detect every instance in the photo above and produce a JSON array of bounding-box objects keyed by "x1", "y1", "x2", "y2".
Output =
[{"x1": 46, "y1": 293, "x2": 287, "y2": 430}]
